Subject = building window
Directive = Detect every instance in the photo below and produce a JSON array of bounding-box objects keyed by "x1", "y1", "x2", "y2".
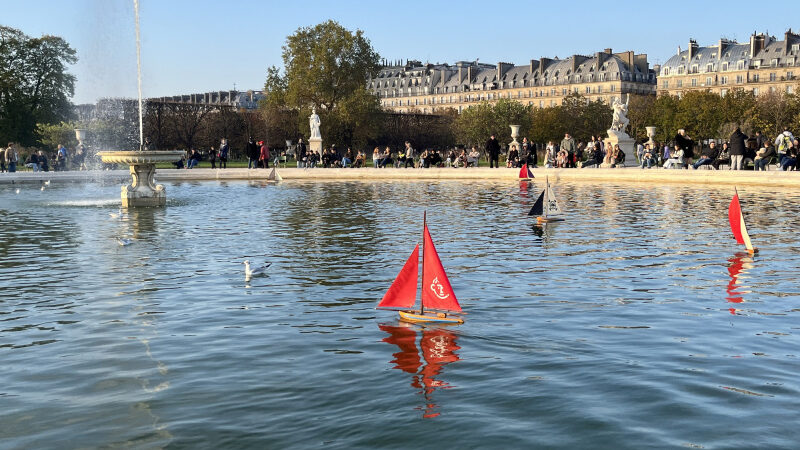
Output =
[
  {"x1": 706, "y1": 64, "x2": 714, "y2": 72},
  {"x1": 771, "y1": 59, "x2": 778, "y2": 67},
  {"x1": 721, "y1": 76, "x2": 728, "y2": 85},
  {"x1": 770, "y1": 72, "x2": 777, "y2": 81},
  {"x1": 662, "y1": 80, "x2": 669, "y2": 88},
  {"x1": 752, "y1": 74, "x2": 759, "y2": 82},
  {"x1": 562, "y1": 88, "x2": 567, "y2": 95},
  {"x1": 788, "y1": 85, "x2": 794, "y2": 94},
  {"x1": 737, "y1": 61, "x2": 744, "y2": 70},
  {"x1": 677, "y1": 80, "x2": 683, "y2": 88},
  {"x1": 586, "y1": 86, "x2": 592, "y2": 93},
  {"x1": 720, "y1": 89, "x2": 728, "y2": 96},
  {"x1": 753, "y1": 88, "x2": 759, "y2": 95},
  {"x1": 611, "y1": 84, "x2": 616, "y2": 92},
  {"x1": 678, "y1": 66, "x2": 684, "y2": 74},
  {"x1": 597, "y1": 85, "x2": 603, "y2": 93},
  {"x1": 788, "y1": 71, "x2": 794, "y2": 79},
  {"x1": 691, "y1": 78, "x2": 697, "y2": 87},
  {"x1": 706, "y1": 77, "x2": 712, "y2": 86},
  {"x1": 736, "y1": 75, "x2": 743, "y2": 84},
  {"x1": 691, "y1": 64, "x2": 698, "y2": 73},
  {"x1": 722, "y1": 63, "x2": 729, "y2": 71},
  {"x1": 663, "y1": 67, "x2": 670, "y2": 76}
]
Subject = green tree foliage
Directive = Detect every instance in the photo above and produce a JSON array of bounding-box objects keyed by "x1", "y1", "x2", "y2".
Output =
[
  {"x1": 261, "y1": 20, "x2": 382, "y2": 148},
  {"x1": 0, "y1": 25, "x2": 77, "y2": 146},
  {"x1": 454, "y1": 99, "x2": 531, "y2": 147},
  {"x1": 529, "y1": 94, "x2": 610, "y2": 144}
]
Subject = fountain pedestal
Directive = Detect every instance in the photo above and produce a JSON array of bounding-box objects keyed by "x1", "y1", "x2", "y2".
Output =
[{"x1": 98, "y1": 150, "x2": 184, "y2": 207}]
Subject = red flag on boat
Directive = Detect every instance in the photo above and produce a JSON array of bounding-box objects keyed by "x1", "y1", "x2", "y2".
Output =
[
  {"x1": 377, "y1": 245, "x2": 419, "y2": 309},
  {"x1": 422, "y1": 225, "x2": 461, "y2": 312},
  {"x1": 519, "y1": 164, "x2": 534, "y2": 179}
]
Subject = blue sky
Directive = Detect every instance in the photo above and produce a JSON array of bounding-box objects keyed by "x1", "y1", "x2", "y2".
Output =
[{"x1": 3, "y1": 0, "x2": 798, "y2": 104}]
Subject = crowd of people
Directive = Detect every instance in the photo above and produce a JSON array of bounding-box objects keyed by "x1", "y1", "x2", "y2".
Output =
[{"x1": 3, "y1": 127, "x2": 798, "y2": 174}]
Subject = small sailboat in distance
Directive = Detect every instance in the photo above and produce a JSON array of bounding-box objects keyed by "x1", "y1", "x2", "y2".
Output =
[
  {"x1": 729, "y1": 188, "x2": 757, "y2": 254},
  {"x1": 267, "y1": 167, "x2": 283, "y2": 181},
  {"x1": 377, "y1": 212, "x2": 463, "y2": 324},
  {"x1": 518, "y1": 163, "x2": 534, "y2": 180},
  {"x1": 528, "y1": 176, "x2": 564, "y2": 223}
]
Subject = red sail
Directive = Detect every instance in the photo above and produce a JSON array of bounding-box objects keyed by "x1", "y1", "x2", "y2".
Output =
[
  {"x1": 729, "y1": 194, "x2": 745, "y2": 245},
  {"x1": 422, "y1": 225, "x2": 461, "y2": 312},
  {"x1": 377, "y1": 245, "x2": 419, "y2": 309},
  {"x1": 518, "y1": 164, "x2": 534, "y2": 179}
]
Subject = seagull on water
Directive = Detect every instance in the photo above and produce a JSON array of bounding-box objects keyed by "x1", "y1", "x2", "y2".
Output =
[
  {"x1": 40, "y1": 186, "x2": 45, "y2": 191},
  {"x1": 109, "y1": 210, "x2": 128, "y2": 219},
  {"x1": 15, "y1": 188, "x2": 20, "y2": 194},
  {"x1": 117, "y1": 238, "x2": 134, "y2": 246},
  {"x1": 44, "y1": 180, "x2": 51, "y2": 186},
  {"x1": 243, "y1": 260, "x2": 271, "y2": 278}
]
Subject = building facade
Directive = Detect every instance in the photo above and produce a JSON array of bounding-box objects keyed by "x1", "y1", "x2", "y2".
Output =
[
  {"x1": 658, "y1": 30, "x2": 800, "y2": 97},
  {"x1": 368, "y1": 50, "x2": 657, "y2": 114}
]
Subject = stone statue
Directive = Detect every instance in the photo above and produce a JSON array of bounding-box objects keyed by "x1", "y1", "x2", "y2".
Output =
[
  {"x1": 611, "y1": 95, "x2": 630, "y2": 134},
  {"x1": 309, "y1": 107, "x2": 321, "y2": 140}
]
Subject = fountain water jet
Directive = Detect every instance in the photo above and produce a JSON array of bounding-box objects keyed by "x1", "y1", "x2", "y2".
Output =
[{"x1": 98, "y1": 0, "x2": 182, "y2": 207}]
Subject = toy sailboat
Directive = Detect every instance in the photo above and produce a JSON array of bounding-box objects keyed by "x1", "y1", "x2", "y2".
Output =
[
  {"x1": 267, "y1": 167, "x2": 283, "y2": 181},
  {"x1": 518, "y1": 163, "x2": 534, "y2": 180},
  {"x1": 377, "y1": 213, "x2": 463, "y2": 324},
  {"x1": 729, "y1": 188, "x2": 757, "y2": 254},
  {"x1": 528, "y1": 176, "x2": 564, "y2": 223}
]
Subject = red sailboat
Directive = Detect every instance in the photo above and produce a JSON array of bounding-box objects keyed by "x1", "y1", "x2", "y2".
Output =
[
  {"x1": 728, "y1": 188, "x2": 757, "y2": 254},
  {"x1": 377, "y1": 213, "x2": 463, "y2": 324},
  {"x1": 518, "y1": 163, "x2": 534, "y2": 180}
]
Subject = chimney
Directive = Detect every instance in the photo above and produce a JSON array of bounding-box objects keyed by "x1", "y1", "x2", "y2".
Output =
[
  {"x1": 571, "y1": 55, "x2": 579, "y2": 73},
  {"x1": 750, "y1": 33, "x2": 767, "y2": 57},
  {"x1": 633, "y1": 53, "x2": 649, "y2": 74},
  {"x1": 688, "y1": 39, "x2": 698, "y2": 60},
  {"x1": 594, "y1": 52, "x2": 605, "y2": 72},
  {"x1": 497, "y1": 62, "x2": 511, "y2": 81},
  {"x1": 467, "y1": 65, "x2": 474, "y2": 85},
  {"x1": 540, "y1": 57, "x2": 552, "y2": 76},
  {"x1": 530, "y1": 59, "x2": 537, "y2": 73},
  {"x1": 604, "y1": 48, "x2": 613, "y2": 54},
  {"x1": 718, "y1": 39, "x2": 729, "y2": 59}
]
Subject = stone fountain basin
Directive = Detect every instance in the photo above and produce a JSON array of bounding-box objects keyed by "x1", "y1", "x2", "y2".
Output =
[{"x1": 97, "y1": 150, "x2": 184, "y2": 164}]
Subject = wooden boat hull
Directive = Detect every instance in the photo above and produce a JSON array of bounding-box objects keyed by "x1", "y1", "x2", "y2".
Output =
[
  {"x1": 399, "y1": 310, "x2": 464, "y2": 324},
  {"x1": 536, "y1": 216, "x2": 565, "y2": 223}
]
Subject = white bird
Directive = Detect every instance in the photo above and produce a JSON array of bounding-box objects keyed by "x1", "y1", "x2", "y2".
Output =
[
  {"x1": 15, "y1": 188, "x2": 20, "y2": 194},
  {"x1": 117, "y1": 238, "x2": 133, "y2": 246},
  {"x1": 109, "y1": 211, "x2": 128, "y2": 219},
  {"x1": 243, "y1": 260, "x2": 271, "y2": 278},
  {"x1": 40, "y1": 186, "x2": 45, "y2": 191},
  {"x1": 44, "y1": 180, "x2": 51, "y2": 186}
]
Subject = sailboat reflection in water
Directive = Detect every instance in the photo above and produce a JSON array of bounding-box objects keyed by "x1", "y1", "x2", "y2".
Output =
[
  {"x1": 379, "y1": 323, "x2": 460, "y2": 418},
  {"x1": 726, "y1": 252, "x2": 755, "y2": 315}
]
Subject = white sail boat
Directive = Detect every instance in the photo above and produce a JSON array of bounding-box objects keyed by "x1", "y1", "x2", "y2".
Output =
[{"x1": 528, "y1": 176, "x2": 564, "y2": 223}]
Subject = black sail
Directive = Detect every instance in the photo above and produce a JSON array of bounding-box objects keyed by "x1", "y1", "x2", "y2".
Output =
[{"x1": 528, "y1": 190, "x2": 544, "y2": 216}]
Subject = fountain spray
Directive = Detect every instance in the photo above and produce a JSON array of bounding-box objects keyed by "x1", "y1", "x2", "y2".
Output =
[{"x1": 134, "y1": 0, "x2": 144, "y2": 151}]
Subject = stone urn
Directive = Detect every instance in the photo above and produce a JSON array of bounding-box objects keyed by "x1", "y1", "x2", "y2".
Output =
[
  {"x1": 97, "y1": 150, "x2": 184, "y2": 207},
  {"x1": 645, "y1": 126, "x2": 657, "y2": 148},
  {"x1": 510, "y1": 124, "x2": 521, "y2": 148}
]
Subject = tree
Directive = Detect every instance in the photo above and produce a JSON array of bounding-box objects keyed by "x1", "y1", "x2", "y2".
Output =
[
  {"x1": 0, "y1": 25, "x2": 77, "y2": 146},
  {"x1": 261, "y1": 20, "x2": 382, "y2": 147},
  {"x1": 454, "y1": 99, "x2": 531, "y2": 147}
]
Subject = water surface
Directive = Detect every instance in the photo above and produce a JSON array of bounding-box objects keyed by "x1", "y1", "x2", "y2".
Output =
[{"x1": 1, "y1": 180, "x2": 799, "y2": 448}]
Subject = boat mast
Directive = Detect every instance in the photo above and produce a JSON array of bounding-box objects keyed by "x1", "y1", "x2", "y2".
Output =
[
  {"x1": 544, "y1": 176, "x2": 549, "y2": 218},
  {"x1": 421, "y1": 211, "x2": 426, "y2": 315}
]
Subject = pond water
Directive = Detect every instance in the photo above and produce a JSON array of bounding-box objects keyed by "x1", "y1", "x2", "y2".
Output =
[{"x1": 1, "y1": 179, "x2": 799, "y2": 448}]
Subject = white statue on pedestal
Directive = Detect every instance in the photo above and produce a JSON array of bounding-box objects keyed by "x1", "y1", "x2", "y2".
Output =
[
  {"x1": 611, "y1": 95, "x2": 630, "y2": 134},
  {"x1": 309, "y1": 107, "x2": 321, "y2": 140}
]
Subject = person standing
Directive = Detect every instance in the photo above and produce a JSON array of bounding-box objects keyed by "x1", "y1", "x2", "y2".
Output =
[
  {"x1": 485, "y1": 135, "x2": 500, "y2": 168},
  {"x1": 404, "y1": 141, "x2": 415, "y2": 168},
  {"x1": 560, "y1": 133, "x2": 576, "y2": 168},
  {"x1": 0, "y1": 145, "x2": 5, "y2": 172},
  {"x1": 296, "y1": 138, "x2": 307, "y2": 168},
  {"x1": 729, "y1": 127, "x2": 748, "y2": 170},
  {"x1": 774, "y1": 127, "x2": 795, "y2": 162},
  {"x1": 218, "y1": 139, "x2": 229, "y2": 169},
  {"x1": 674, "y1": 129, "x2": 694, "y2": 165},
  {"x1": 208, "y1": 145, "x2": 217, "y2": 169},
  {"x1": 259, "y1": 141, "x2": 270, "y2": 168},
  {"x1": 56, "y1": 144, "x2": 68, "y2": 171},
  {"x1": 246, "y1": 137, "x2": 259, "y2": 169},
  {"x1": 5, "y1": 142, "x2": 18, "y2": 172}
]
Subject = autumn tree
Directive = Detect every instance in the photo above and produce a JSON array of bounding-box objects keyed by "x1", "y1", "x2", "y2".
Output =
[{"x1": 261, "y1": 20, "x2": 382, "y2": 148}]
